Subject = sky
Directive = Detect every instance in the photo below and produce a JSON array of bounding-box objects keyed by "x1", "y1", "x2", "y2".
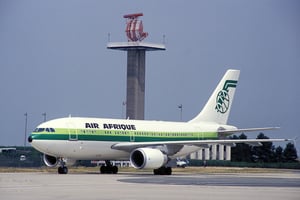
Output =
[{"x1": 0, "y1": 0, "x2": 299, "y2": 153}]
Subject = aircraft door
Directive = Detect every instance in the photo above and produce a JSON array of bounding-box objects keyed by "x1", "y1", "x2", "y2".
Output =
[
  {"x1": 130, "y1": 131, "x2": 135, "y2": 142},
  {"x1": 67, "y1": 122, "x2": 78, "y2": 141}
]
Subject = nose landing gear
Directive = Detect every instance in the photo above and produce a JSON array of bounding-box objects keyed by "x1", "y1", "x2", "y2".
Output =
[
  {"x1": 58, "y1": 166, "x2": 68, "y2": 174},
  {"x1": 57, "y1": 158, "x2": 68, "y2": 174}
]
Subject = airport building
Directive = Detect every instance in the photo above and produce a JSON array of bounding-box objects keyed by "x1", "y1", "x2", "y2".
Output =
[{"x1": 189, "y1": 144, "x2": 231, "y2": 161}]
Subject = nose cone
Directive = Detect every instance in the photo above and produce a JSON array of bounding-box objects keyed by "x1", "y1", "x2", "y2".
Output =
[{"x1": 28, "y1": 135, "x2": 33, "y2": 143}]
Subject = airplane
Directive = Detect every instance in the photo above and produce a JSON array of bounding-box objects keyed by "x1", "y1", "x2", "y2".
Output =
[{"x1": 28, "y1": 69, "x2": 290, "y2": 175}]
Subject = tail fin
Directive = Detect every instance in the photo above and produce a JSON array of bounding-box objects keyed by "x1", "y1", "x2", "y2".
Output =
[{"x1": 189, "y1": 69, "x2": 240, "y2": 125}]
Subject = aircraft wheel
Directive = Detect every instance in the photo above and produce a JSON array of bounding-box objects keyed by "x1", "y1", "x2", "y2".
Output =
[
  {"x1": 112, "y1": 166, "x2": 118, "y2": 174},
  {"x1": 165, "y1": 167, "x2": 172, "y2": 175},
  {"x1": 153, "y1": 167, "x2": 172, "y2": 175},
  {"x1": 58, "y1": 166, "x2": 68, "y2": 174},
  {"x1": 100, "y1": 165, "x2": 118, "y2": 174},
  {"x1": 100, "y1": 165, "x2": 107, "y2": 174}
]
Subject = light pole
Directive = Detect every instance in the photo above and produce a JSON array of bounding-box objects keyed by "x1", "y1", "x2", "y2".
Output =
[
  {"x1": 122, "y1": 101, "x2": 126, "y2": 119},
  {"x1": 42, "y1": 112, "x2": 47, "y2": 122},
  {"x1": 178, "y1": 104, "x2": 183, "y2": 121},
  {"x1": 24, "y1": 113, "x2": 28, "y2": 147}
]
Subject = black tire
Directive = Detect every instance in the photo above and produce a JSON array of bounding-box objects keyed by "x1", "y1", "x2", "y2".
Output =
[
  {"x1": 165, "y1": 167, "x2": 172, "y2": 175},
  {"x1": 153, "y1": 169, "x2": 159, "y2": 175},
  {"x1": 112, "y1": 166, "x2": 118, "y2": 174},
  {"x1": 153, "y1": 167, "x2": 172, "y2": 175},
  {"x1": 100, "y1": 165, "x2": 107, "y2": 174},
  {"x1": 63, "y1": 166, "x2": 68, "y2": 174},
  {"x1": 100, "y1": 165, "x2": 118, "y2": 174},
  {"x1": 58, "y1": 166, "x2": 68, "y2": 174}
]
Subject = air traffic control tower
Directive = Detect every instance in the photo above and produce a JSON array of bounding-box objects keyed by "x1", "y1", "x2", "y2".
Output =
[{"x1": 107, "y1": 13, "x2": 166, "y2": 120}]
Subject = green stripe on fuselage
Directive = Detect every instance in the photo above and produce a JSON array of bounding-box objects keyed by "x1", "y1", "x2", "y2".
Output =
[{"x1": 31, "y1": 128, "x2": 218, "y2": 142}]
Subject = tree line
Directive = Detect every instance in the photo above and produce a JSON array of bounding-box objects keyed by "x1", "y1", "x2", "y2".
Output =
[{"x1": 230, "y1": 133, "x2": 298, "y2": 163}]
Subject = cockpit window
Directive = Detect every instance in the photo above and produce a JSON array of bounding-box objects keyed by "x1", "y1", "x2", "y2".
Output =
[
  {"x1": 33, "y1": 128, "x2": 55, "y2": 132},
  {"x1": 34, "y1": 128, "x2": 45, "y2": 132},
  {"x1": 45, "y1": 128, "x2": 56, "y2": 132}
]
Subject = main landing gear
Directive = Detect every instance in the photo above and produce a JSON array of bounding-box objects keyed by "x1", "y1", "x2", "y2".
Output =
[
  {"x1": 100, "y1": 160, "x2": 118, "y2": 174},
  {"x1": 153, "y1": 166, "x2": 172, "y2": 175}
]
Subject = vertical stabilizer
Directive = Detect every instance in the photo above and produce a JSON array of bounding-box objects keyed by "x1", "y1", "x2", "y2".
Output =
[{"x1": 189, "y1": 69, "x2": 240, "y2": 125}]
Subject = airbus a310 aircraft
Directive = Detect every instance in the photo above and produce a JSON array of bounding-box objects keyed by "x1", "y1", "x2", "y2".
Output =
[{"x1": 28, "y1": 69, "x2": 290, "y2": 175}]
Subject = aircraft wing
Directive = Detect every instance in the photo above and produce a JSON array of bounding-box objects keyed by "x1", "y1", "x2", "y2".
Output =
[{"x1": 111, "y1": 138, "x2": 291, "y2": 153}]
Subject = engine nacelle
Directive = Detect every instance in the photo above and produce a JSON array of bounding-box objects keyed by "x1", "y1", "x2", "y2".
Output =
[
  {"x1": 43, "y1": 154, "x2": 77, "y2": 167},
  {"x1": 130, "y1": 148, "x2": 168, "y2": 169},
  {"x1": 43, "y1": 154, "x2": 58, "y2": 167}
]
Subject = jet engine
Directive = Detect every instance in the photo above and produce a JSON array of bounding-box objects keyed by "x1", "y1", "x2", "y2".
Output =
[
  {"x1": 43, "y1": 154, "x2": 58, "y2": 167},
  {"x1": 43, "y1": 154, "x2": 76, "y2": 167},
  {"x1": 130, "y1": 148, "x2": 168, "y2": 169}
]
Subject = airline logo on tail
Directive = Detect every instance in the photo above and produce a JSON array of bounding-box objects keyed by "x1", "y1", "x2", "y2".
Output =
[{"x1": 215, "y1": 80, "x2": 238, "y2": 113}]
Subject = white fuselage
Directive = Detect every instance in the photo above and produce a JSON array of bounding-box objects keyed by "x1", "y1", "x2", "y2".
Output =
[{"x1": 30, "y1": 117, "x2": 223, "y2": 160}]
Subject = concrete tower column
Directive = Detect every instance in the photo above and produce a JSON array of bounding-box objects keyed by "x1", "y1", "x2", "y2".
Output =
[
  {"x1": 108, "y1": 42, "x2": 165, "y2": 120},
  {"x1": 126, "y1": 50, "x2": 145, "y2": 119}
]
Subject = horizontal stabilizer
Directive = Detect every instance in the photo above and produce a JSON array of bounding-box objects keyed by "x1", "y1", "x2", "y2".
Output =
[{"x1": 218, "y1": 127, "x2": 280, "y2": 134}]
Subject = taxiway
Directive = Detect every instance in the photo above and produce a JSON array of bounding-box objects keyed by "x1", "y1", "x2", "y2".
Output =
[{"x1": 1, "y1": 171, "x2": 299, "y2": 200}]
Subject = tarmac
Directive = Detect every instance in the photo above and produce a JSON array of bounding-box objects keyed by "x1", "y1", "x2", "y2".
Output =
[{"x1": 1, "y1": 171, "x2": 300, "y2": 200}]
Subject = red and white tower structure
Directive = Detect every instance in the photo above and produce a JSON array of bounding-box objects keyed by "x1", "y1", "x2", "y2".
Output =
[
  {"x1": 107, "y1": 13, "x2": 166, "y2": 120},
  {"x1": 124, "y1": 13, "x2": 148, "y2": 42}
]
